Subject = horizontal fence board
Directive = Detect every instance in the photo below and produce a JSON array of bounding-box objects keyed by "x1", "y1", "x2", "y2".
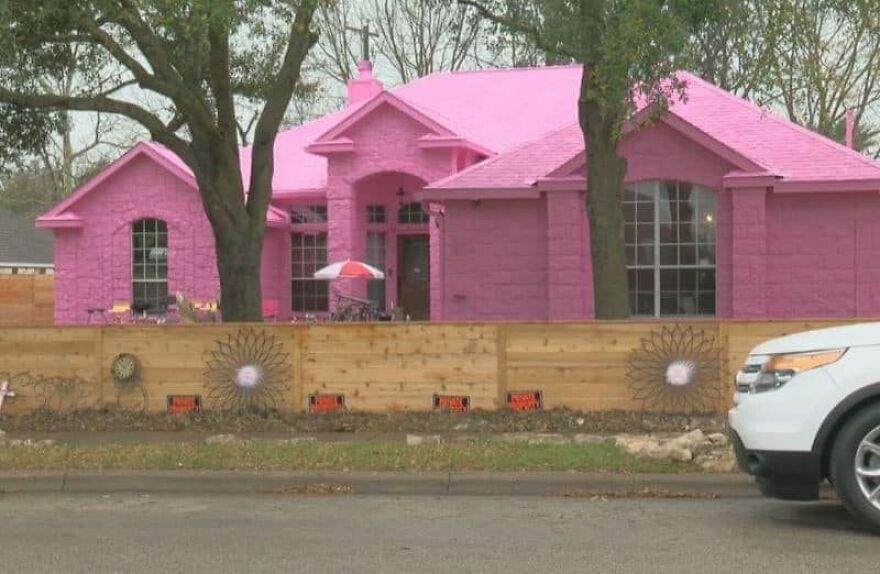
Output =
[
  {"x1": 0, "y1": 319, "x2": 867, "y2": 415},
  {"x1": 0, "y1": 275, "x2": 54, "y2": 326}
]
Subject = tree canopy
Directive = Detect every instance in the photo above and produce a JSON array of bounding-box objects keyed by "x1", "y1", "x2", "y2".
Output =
[{"x1": 0, "y1": 0, "x2": 321, "y2": 321}]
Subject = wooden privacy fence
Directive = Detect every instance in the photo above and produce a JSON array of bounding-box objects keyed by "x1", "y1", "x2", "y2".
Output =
[
  {"x1": 0, "y1": 275, "x2": 54, "y2": 326},
  {"x1": 0, "y1": 319, "x2": 865, "y2": 415}
]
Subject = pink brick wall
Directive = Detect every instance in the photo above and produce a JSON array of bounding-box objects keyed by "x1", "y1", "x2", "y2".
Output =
[
  {"x1": 766, "y1": 192, "x2": 866, "y2": 317},
  {"x1": 546, "y1": 190, "x2": 592, "y2": 319},
  {"x1": 53, "y1": 154, "x2": 285, "y2": 323},
  {"x1": 441, "y1": 200, "x2": 549, "y2": 320},
  {"x1": 261, "y1": 228, "x2": 291, "y2": 320}
]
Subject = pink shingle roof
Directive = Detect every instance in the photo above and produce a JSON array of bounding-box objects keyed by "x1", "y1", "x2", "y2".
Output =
[
  {"x1": 391, "y1": 65, "x2": 582, "y2": 154},
  {"x1": 427, "y1": 123, "x2": 583, "y2": 191},
  {"x1": 669, "y1": 72, "x2": 880, "y2": 181},
  {"x1": 55, "y1": 65, "x2": 880, "y2": 210},
  {"x1": 427, "y1": 70, "x2": 880, "y2": 191}
]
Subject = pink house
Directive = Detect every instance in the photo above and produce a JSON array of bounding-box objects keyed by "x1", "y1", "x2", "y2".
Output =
[{"x1": 37, "y1": 63, "x2": 880, "y2": 323}]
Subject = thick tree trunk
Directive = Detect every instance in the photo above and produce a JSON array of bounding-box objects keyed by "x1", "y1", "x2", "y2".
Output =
[
  {"x1": 214, "y1": 230, "x2": 264, "y2": 322},
  {"x1": 579, "y1": 87, "x2": 631, "y2": 319},
  {"x1": 194, "y1": 147, "x2": 266, "y2": 323}
]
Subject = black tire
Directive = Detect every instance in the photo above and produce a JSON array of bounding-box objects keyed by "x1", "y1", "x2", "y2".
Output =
[{"x1": 830, "y1": 405, "x2": 880, "y2": 533}]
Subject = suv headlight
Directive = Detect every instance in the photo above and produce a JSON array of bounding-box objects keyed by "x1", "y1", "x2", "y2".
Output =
[{"x1": 747, "y1": 349, "x2": 847, "y2": 393}]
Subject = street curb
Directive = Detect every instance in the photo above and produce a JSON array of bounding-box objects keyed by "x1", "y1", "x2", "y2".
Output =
[{"x1": 0, "y1": 470, "x2": 766, "y2": 498}]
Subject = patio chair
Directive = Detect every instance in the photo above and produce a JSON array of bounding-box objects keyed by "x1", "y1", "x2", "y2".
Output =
[
  {"x1": 262, "y1": 298, "x2": 280, "y2": 322},
  {"x1": 106, "y1": 301, "x2": 131, "y2": 324}
]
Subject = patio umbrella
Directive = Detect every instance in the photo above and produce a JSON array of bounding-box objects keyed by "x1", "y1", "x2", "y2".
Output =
[{"x1": 313, "y1": 259, "x2": 385, "y2": 279}]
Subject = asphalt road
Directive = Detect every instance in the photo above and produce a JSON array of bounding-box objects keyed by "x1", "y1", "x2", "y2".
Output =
[{"x1": 0, "y1": 493, "x2": 875, "y2": 573}]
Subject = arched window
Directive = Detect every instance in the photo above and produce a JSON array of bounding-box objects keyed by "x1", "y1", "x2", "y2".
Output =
[
  {"x1": 132, "y1": 218, "x2": 168, "y2": 311},
  {"x1": 623, "y1": 181, "x2": 716, "y2": 317},
  {"x1": 398, "y1": 202, "x2": 429, "y2": 224}
]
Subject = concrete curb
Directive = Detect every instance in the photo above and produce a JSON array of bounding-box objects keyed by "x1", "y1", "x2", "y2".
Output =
[{"x1": 0, "y1": 470, "x2": 765, "y2": 498}]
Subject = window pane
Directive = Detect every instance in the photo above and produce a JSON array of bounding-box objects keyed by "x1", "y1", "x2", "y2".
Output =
[
  {"x1": 290, "y1": 205, "x2": 328, "y2": 224},
  {"x1": 367, "y1": 204, "x2": 386, "y2": 224},
  {"x1": 698, "y1": 292, "x2": 716, "y2": 315},
  {"x1": 398, "y1": 202, "x2": 429, "y2": 224},
  {"x1": 637, "y1": 293, "x2": 655, "y2": 316},
  {"x1": 680, "y1": 269, "x2": 697, "y2": 291},
  {"x1": 660, "y1": 269, "x2": 677, "y2": 291},
  {"x1": 679, "y1": 244, "x2": 696, "y2": 265}
]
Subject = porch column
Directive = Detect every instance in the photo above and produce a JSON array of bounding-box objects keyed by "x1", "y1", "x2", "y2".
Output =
[
  {"x1": 730, "y1": 186, "x2": 768, "y2": 317},
  {"x1": 326, "y1": 172, "x2": 357, "y2": 300},
  {"x1": 546, "y1": 190, "x2": 592, "y2": 320},
  {"x1": 428, "y1": 203, "x2": 445, "y2": 320}
]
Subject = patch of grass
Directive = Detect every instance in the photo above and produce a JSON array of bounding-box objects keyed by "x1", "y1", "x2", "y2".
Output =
[{"x1": 0, "y1": 440, "x2": 692, "y2": 473}]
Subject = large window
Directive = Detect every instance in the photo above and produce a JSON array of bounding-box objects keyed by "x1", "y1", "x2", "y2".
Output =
[
  {"x1": 623, "y1": 181, "x2": 716, "y2": 317},
  {"x1": 132, "y1": 218, "x2": 168, "y2": 311},
  {"x1": 365, "y1": 231, "x2": 386, "y2": 311},
  {"x1": 291, "y1": 232, "x2": 329, "y2": 312}
]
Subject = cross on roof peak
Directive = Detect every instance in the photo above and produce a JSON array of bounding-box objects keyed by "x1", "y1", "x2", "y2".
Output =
[{"x1": 346, "y1": 20, "x2": 379, "y2": 62}]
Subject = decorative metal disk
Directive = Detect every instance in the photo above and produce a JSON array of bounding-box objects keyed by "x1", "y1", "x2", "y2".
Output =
[
  {"x1": 626, "y1": 324, "x2": 723, "y2": 413},
  {"x1": 203, "y1": 328, "x2": 290, "y2": 412},
  {"x1": 110, "y1": 353, "x2": 139, "y2": 385}
]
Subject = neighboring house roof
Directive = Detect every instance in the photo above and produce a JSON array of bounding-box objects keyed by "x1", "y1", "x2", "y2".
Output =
[
  {"x1": 426, "y1": 71, "x2": 880, "y2": 194},
  {"x1": 0, "y1": 209, "x2": 54, "y2": 266}
]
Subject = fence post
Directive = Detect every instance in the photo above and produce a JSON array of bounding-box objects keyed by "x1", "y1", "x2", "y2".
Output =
[
  {"x1": 293, "y1": 326, "x2": 305, "y2": 412},
  {"x1": 718, "y1": 320, "x2": 731, "y2": 412},
  {"x1": 96, "y1": 326, "x2": 105, "y2": 408},
  {"x1": 496, "y1": 324, "x2": 508, "y2": 410}
]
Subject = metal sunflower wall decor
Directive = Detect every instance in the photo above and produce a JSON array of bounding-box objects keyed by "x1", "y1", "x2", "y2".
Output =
[
  {"x1": 625, "y1": 324, "x2": 724, "y2": 413},
  {"x1": 108, "y1": 353, "x2": 148, "y2": 413},
  {"x1": 203, "y1": 328, "x2": 290, "y2": 411},
  {"x1": 110, "y1": 353, "x2": 139, "y2": 385}
]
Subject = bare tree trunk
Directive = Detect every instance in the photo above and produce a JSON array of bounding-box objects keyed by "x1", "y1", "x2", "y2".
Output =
[
  {"x1": 214, "y1": 226, "x2": 264, "y2": 322},
  {"x1": 579, "y1": 78, "x2": 630, "y2": 320}
]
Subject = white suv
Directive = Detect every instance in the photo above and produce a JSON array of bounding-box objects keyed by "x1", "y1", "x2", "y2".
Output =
[{"x1": 729, "y1": 322, "x2": 880, "y2": 531}]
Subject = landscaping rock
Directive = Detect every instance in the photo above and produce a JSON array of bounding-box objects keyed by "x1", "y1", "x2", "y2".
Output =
[
  {"x1": 662, "y1": 446, "x2": 694, "y2": 462},
  {"x1": 494, "y1": 432, "x2": 534, "y2": 443},
  {"x1": 665, "y1": 429, "x2": 705, "y2": 452},
  {"x1": 7, "y1": 439, "x2": 55, "y2": 447},
  {"x1": 205, "y1": 434, "x2": 240, "y2": 445},
  {"x1": 277, "y1": 437, "x2": 318, "y2": 445},
  {"x1": 573, "y1": 434, "x2": 607, "y2": 445},
  {"x1": 696, "y1": 448, "x2": 738, "y2": 472},
  {"x1": 527, "y1": 433, "x2": 570, "y2": 446},
  {"x1": 406, "y1": 434, "x2": 443, "y2": 446},
  {"x1": 614, "y1": 435, "x2": 664, "y2": 458},
  {"x1": 706, "y1": 432, "x2": 729, "y2": 447}
]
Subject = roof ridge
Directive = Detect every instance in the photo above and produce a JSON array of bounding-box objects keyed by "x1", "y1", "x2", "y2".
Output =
[{"x1": 678, "y1": 71, "x2": 880, "y2": 174}]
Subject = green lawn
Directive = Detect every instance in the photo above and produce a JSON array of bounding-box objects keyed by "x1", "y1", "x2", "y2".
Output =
[{"x1": 0, "y1": 440, "x2": 692, "y2": 473}]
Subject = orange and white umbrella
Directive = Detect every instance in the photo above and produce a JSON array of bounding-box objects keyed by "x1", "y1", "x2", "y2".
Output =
[{"x1": 313, "y1": 259, "x2": 384, "y2": 279}]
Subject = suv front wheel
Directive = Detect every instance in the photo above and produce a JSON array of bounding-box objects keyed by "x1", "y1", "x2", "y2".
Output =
[{"x1": 830, "y1": 405, "x2": 880, "y2": 532}]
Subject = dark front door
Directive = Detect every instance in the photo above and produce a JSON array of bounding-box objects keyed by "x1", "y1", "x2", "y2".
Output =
[{"x1": 397, "y1": 235, "x2": 429, "y2": 320}]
